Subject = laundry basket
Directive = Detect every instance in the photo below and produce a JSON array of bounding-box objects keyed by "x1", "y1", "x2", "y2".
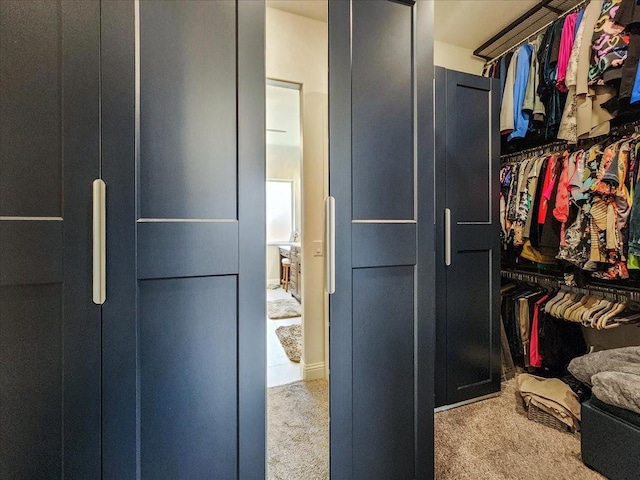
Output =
[{"x1": 526, "y1": 403, "x2": 573, "y2": 433}]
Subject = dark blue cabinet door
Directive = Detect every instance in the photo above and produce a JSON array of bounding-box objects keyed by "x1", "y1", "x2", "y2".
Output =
[
  {"x1": 329, "y1": 1, "x2": 435, "y2": 478},
  {"x1": 435, "y1": 68, "x2": 501, "y2": 407},
  {"x1": 0, "y1": 1, "x2": 101, "y2": 477},
  {"x1": 101, "y1": 1, "x2": 265, "y2": 478}
]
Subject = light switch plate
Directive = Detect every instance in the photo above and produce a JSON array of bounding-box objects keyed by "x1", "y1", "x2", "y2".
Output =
[{"x1": 313, "y1": 240, "x2": 323, "y2": 257}]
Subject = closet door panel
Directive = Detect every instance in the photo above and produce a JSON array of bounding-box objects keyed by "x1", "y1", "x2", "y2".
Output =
[
  {"x1": 0, "y1": 1, "x2": 101, "y2": 477},
  {"x1": 0, "y1": 285, "x2": 62, "y2": 478},
  {"x1": 139, "y1": 0, "x2": 237, "y2": 220},
  {"x1": 137, "y1": 222, "x2": 239, "y2": 279},
  {"x1": 0, "y1": 222, "x2": 62, "y2": 286},
  {"x1": 102, "y1": 1, "x2": 265, "y2": 477},
  {"x1": 352, "y1": 2, "x2": 414, "y2": 221},
  {"x1": 352, "y1": 223, "x2": 417, "y2": 268},
  {"x1": 0, "y1": 0, "x2": 62, "y2": 217},
  {"x1": 352, "y1": 266, "x2": 415, "y2": 480},
  {"x1": 330, "y1": 1, "x2": 435, "y2": 478},
  {"x1": 449, "y1": 78, "x2": 492, "y2": 223},
  {"x1": 446, "y1": 249, "x2": 493, "y2": 390},
  {"x1": 139, "y1": 276, "x2": 237, "y2": 479},
  {"x1": 435, "y1": 67, "x2": 501, "y2": 406}
]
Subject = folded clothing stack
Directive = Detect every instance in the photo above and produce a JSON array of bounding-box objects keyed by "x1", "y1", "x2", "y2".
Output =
[
  {"x1": 517, "y1": 373, "x2": 582, "y2": 431},
  {"x1": 568, "y1": 346, "x2": 640, "y2": 415}
]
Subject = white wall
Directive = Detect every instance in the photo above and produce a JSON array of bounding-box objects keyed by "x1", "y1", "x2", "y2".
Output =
[
  {"x1": 434, "y1": 40, "x2": 485, "y2": 76},
  {"x1": 266, "y1": 7, "x2": 328, "y2": 380}
]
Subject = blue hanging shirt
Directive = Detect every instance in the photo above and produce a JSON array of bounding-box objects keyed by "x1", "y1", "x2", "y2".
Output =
[
  {"x1": 631, "y1": 63, "x2": 640, "y2": 104},
  {"x1": 574, "y1": 9, "x2": 585, "y2": 38},
  {"x1": 508, "y1": 43, "x2": 534, "y2": 141}
]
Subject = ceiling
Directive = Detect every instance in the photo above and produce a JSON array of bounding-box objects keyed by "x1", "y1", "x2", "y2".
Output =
[
  {"x1": 434, "y1": 0, "x2": 539, "y2": 50},
  {"x1": 267, "y1": 0, "x2": 327, "y2": 22},
  {"x1": 267, "y1": 0, "x2": 579, "y2": 60},
  {"x1": 266, "y1": 83, "x2": 301, "y2": 147}
]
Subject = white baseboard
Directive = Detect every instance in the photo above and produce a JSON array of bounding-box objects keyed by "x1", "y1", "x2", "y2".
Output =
[
  {"x1": 267, "y1": 278, "x2": 280, "y2": 287},
  {"x1": 301, "y1": 359, "x2": 326, "y2": 381}
]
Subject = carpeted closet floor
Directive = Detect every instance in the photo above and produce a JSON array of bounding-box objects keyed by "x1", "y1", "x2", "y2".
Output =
[
  {"x1": 268, "y1": 379, "x2": 606, "y2": 479},
  {"x1": 268, "y1": 380, "x2": 329, "y2": 480},
  {"x1": 435, "y1": 379, "x2": 605, "y2": 480}
]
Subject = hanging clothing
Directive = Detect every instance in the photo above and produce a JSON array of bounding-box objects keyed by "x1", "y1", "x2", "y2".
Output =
[
  {"x1": 576, "y1": 0, "x2": 614, "y2": 139},
  {"x1": 530, "y1": 292, "x2": 552, "y2": 368},
  {"x1": 615, "y1": 0, "x2": 640, "y2": 26},
  {"x1": 500, "y1": 50, "x2": 519, "y2": 135},
  {"x1": 509, "y1": 43, "x2": 534, "y2": 141},
  {"x1": 523, "y1": 34, "x2": 546, "y2": 120},
  {"x1": 502, "y1": 134, "x2": 640, "y2": 280},
  {"x1": 559, "y1": 11, "x2": 589, "y2": 142},
  {"x1": 538, "y1": 17, "x2": 569, "y2": 139},
  {"x1": 557, "y1": 12, "x2": 579, "y2": 92},
  {"x1": 575, "y1": 8, "x2": 586, "y2": 37},
  {"x1": 588, "y1": 0, "x2": 628, "y2": 86},
  {"x1": 615, "y1": 0, "x2": 640, "y2": 103}
]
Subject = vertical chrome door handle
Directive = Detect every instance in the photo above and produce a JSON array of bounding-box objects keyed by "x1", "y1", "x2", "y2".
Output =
[
  {"x1": 325, "y1": 196, "x2": 335, "y2": 294},
  {"x1": 92, "y1": 179, "x2": 106, "y2": 304},
  {"x1": 444, "y1": 208, "x2": 452, "y2": 267}
]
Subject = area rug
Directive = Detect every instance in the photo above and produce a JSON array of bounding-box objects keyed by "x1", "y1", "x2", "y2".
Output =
[
  {"x1": 435, "y1": 379, "x2": 605, "y2": 480},
  {"x1": 268, "y1": 380, "x2": 329, "y2": 480},
  {"x1": 275, "y1": 324, "x2": 301, "y2": 363},
  {"x1": 268, "y1": 299, "x2": 302, "y2": 319}
]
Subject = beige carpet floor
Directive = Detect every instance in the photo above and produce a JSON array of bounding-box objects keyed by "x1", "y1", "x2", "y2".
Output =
[
  {"x1": 267, "y1": 379, "x2": 604, "y2": 480},
  {"x1": 435, "y1": 380, "x2": 605, "y2": 480},
  {"x1": 268, "y1": 380, "x2": 329, "y2": 480}
]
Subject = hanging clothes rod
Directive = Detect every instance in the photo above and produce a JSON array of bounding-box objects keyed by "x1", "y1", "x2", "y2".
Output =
[
  {"x1": 500, "y1": 140, "x2": 568, "y2": 160},
  {"x1": 501, "y1": 117, "x2": 640, "y2": 162},
  {"x1": 610, "y1": 118, "x2": 640, "y2": 137},
  {"x1": 501, "y1": 269, "x2": 640, "y2": 302},
  {"x1": 483, "y1": 0, "x2": 589, "y2": 65}
]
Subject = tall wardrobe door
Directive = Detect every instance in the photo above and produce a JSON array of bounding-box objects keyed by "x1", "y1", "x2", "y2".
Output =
[
  {"x1": 0, "y1": 1, "x2": 101, "y2": 477},
  {"x1": 101, "y1": 1, "x2": 265, "y2": 478},
  {"x1": 435, "y1": 67, "x2": 501, "y2": 407},
  {"x1": 329, "y1": 1, "x2": 435, "y2": 478}
]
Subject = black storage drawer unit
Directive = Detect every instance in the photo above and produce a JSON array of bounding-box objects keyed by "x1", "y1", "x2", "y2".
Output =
[{"x1": 581, "y1": 398, "x2": 640, "y2": 480}]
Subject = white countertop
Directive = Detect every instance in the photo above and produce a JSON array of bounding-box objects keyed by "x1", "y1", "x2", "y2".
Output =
[{"x1": 268, "y1": 242, "x2": 301, "y2": 248}]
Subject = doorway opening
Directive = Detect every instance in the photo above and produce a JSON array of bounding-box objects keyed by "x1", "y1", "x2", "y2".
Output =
[
  {"x1": 265, "y1": 2, "x2": 329, "y2": 478},
  {"x1": 266, "y1": 80, "x2": 303, "y2": 387}
]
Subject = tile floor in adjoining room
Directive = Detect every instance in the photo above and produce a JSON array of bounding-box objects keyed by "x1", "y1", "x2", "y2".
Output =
[{"x1": 267, "y1": 286, "x2": 302, "y2": 388}]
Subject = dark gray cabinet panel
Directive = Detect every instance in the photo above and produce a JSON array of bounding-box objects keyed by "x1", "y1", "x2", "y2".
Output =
[
  {"x1": 0, "y1": 0, "x2": 62, "y2": 217},
  {"x1": 139, "y1": 276, "x2": 238, "y2": 479},
  {"x1": 137, "y1": 222, "x2": 239, "y2": 279},
  {"x1": 352, "y1": 2, "x2": 414, "y2": 221},
  {"x1": 139, "y1": 1, "x2": 237, "y2": 220},
  {"x1": 352, "y1": 223, "x2": 417, "y2": 268},
  {"x1": 0, "y1": 222, "x2": 62, "y2": 286},
  {"x1": 353, "y1": 266, "x2": 416, "y2": 479},
  {"x1": 0, "y1": 1, "x2": 101, "y2": 477},
  {"x1": 1, "y1": 285, "x2": 63, "y2": 477},
  {"x1": 435, "y1": 68, "x2": 501, "y2": 408},
  {"x1": 329, "y1": 1, "x2": 435, "y2": 478},
  {"x1": 102, "y1": 1, "x2": 265, "y2": 477}
]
